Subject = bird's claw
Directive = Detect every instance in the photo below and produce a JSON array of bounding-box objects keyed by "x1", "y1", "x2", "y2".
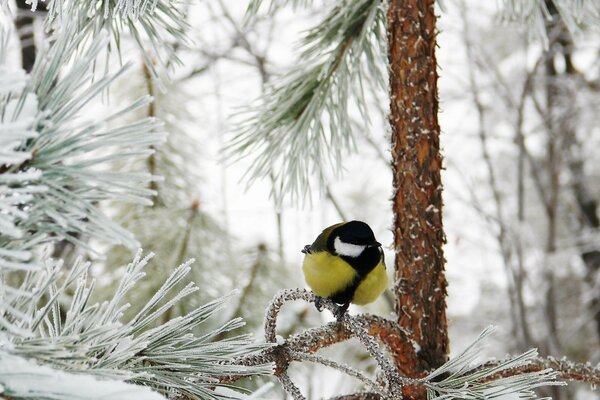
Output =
[
  {"x1": 314, "y1": 296, "x2": 324, "y2": 312},
  {"x1": 334, "y1": 303, "x2": 349, "y2": 322},
  {"x1": 313, "y1": 297, "x2": 348, "y2": 321}
]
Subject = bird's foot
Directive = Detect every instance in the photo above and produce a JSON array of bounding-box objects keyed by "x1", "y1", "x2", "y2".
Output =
[
  {"x1": 301, "y1": 245, "x2": 312, "y2": 254},
  {"x1": 334, "y1": 303, "x2": 349, "y2": 322},
  {"x1": 314, "y1": 296, "x2": 324, "y2": 312}
]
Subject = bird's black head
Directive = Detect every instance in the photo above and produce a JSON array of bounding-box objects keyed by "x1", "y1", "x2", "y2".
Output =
[
  {"x1": 328, "y1": 220, "x2": 381, "y2": 257},
  {"x1": 335, "y1": 221, "x2": 378, "y2": 245}
]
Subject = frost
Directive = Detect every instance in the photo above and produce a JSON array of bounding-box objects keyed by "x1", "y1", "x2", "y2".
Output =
[
  {"x1": 214, "y1": 387, "x2": 250, "y2": 399},
  {"x1": 425, "y1": 204, "x2": 439, "y2": 213},
  {"x1": 0, "y1": 351, "x2": 166, "y2": 400},
  {"x1": 0, "y1": 66, "x2": 27, "y2": 94},
  {"x1": 0, "y1": 93, "x2": 38, "y2": 166},
  {"x1": 411, "y1": 339, "x2": 421, "y2": 353},
  {"x1": 276, "y1": 335, "x2": 286, "y2": 345}
]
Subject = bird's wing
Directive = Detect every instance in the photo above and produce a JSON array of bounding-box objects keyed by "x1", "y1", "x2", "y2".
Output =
[{"x1": 301, "y1": 222, "x2": 344, "y2": 254}]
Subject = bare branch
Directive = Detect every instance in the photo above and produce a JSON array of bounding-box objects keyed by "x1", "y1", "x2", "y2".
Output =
[
  {"x1": 278, "y1": 370, "x2": 305, "y2": 400},
  {"x1": 326, "y1": 393, "x2": 382, "y2": 400},
  {"x1": 480, "y1": 357, "x2": 600, "y2": 387},
  {"x1": 288, "y1": 350, "x2": 384, "y2": 396},
  {"x1": 261, "y1": 288, "x2": 410, "y2": 398}
]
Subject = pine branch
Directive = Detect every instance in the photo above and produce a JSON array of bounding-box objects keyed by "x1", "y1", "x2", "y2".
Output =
[
  {"x1": 479, "y1": 356, "x2": 600, "y2": 387},
  {"x1": 5, "y1": 26, "x2": 165, "y2": 251},
  {"x1": 33, "y1": 0, "x2": 190, "y2": 83},
  {"x1": 3, "y1": 251, "x2": 272, "y2": 400},
  {"x1": 0, "y1": 22, "x2": 164, "y2": 333},
  {"x1": 227, "y1": 289, "x2": 573, "y2": 399},
  {"x1": 228, "y1": 0, "x2": 387, "y2": 202}
]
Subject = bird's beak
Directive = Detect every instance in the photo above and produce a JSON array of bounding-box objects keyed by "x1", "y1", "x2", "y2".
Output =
[{"x1": 370, "y1": 241, "x2": 381, "y2": 248}]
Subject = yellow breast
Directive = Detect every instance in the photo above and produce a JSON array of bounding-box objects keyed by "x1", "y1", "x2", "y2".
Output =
[
  {"x1": 352, "y1": 262, "x2": 388, "y2": 305},
  {"x1": 302, "y1": 252, "x2": 357, "y2": 298},
  {"x1": 302, "y1": 252, "x2": 388, "y2": 305}
]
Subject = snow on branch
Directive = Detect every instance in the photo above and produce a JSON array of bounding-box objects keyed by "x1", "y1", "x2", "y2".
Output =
[
  {"x1": 228, "y1": 289, "x2": 578, "y2": 400},
  {"x1": 0, "y1": 5, "x2": 172, "y2": 336},
  {"x1": 1, "y1": 251, "x2": 272, "y2": 399},
  {"x1": 0, "y1": 22, "x2": 165, "y2": 261},
  {"x1": 0, "y1": 351, "x2": 167, "y2": 400}
]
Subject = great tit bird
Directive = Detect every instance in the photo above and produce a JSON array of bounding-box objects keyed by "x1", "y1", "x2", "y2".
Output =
[{"x1": 301, "y1": 220, "x2": 388, "y2": 319}]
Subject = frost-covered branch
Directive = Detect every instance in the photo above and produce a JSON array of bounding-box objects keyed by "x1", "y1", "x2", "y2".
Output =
[
  {"x1": 0, "y1": 23, "x2": 164, "y2": 293},
  {"x1": 228, "y1": 0, "x2": 387, "y2": 202},
  {"x1": 261, "y1": 289, "x2": 406, "y2": 398},
  {"x1": 229, "y1": 289, "x2": 564, "y2": 399},
  {"x1": 0, "y1": 351, "x2": 167, "y2": 400},
  {"x1": 2, "y1": 251, "x2": 272, "y2": 399},
  {"x1": 21, "y1": 0, "x2": 189, "y2": 82},
  {"x1": 288, "y1": 350, "x2": 384, "y2": 396}
]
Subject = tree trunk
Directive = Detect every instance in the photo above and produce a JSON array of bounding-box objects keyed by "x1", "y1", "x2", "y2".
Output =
[{"x1": 387, "y1": 0, "x2": 449, "y2": 392}]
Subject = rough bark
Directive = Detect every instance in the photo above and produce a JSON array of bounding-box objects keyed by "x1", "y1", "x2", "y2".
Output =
[{"x1": 387, "y1": 0, "x2": 449, "y2": 389}]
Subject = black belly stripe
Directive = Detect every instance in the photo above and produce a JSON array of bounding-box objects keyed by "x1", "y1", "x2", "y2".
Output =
[
  {"x1": 330, "y1": 276, "x2": 362, "y2": 304},
  {"x1": 329, "y1": 247, "x2": 381, "y2": 304}
]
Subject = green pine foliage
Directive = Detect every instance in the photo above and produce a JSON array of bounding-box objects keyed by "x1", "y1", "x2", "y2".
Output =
[{"x1": 228, "y1": 0, "x2": 387, "y2": 202}]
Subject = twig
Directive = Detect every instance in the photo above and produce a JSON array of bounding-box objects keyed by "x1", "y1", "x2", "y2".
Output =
[
  {"x1": 479, "y1": 356, "x2": 600, "y2": 386},
  {"x1": 262, "y1": 289, "x2": 418, "y2": 398},
  {"x1": 326, "y1": 393, "x2": 381, "y2": 400},
  {"x1": 340, "y1": 313, "x2": 407, "y2": 398},
  {"x1": 174, "y1": 200, "x2": 201, "y2": 267},
  {"x1": 278, "y1": 370, "x2": 305, "y2": 400},
  {"x1": 142, "y1": 62, "x2": 160, "y2": 207},
  {"x1": 325, "y1": 184, "x2": 348, "y2": 222},
  {"x1": 288, "y1": 350, "x2": 384, "y2": 396}
]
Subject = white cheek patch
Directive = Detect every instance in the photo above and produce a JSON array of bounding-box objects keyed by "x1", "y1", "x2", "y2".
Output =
[{"x1": 334, "y1": 237, "x2": 366, "y2": 258}]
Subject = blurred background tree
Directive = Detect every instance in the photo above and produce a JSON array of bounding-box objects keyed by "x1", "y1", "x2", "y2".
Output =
[{"x1": 443, "y1": 1, "x2": 600, "y2": 398}]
